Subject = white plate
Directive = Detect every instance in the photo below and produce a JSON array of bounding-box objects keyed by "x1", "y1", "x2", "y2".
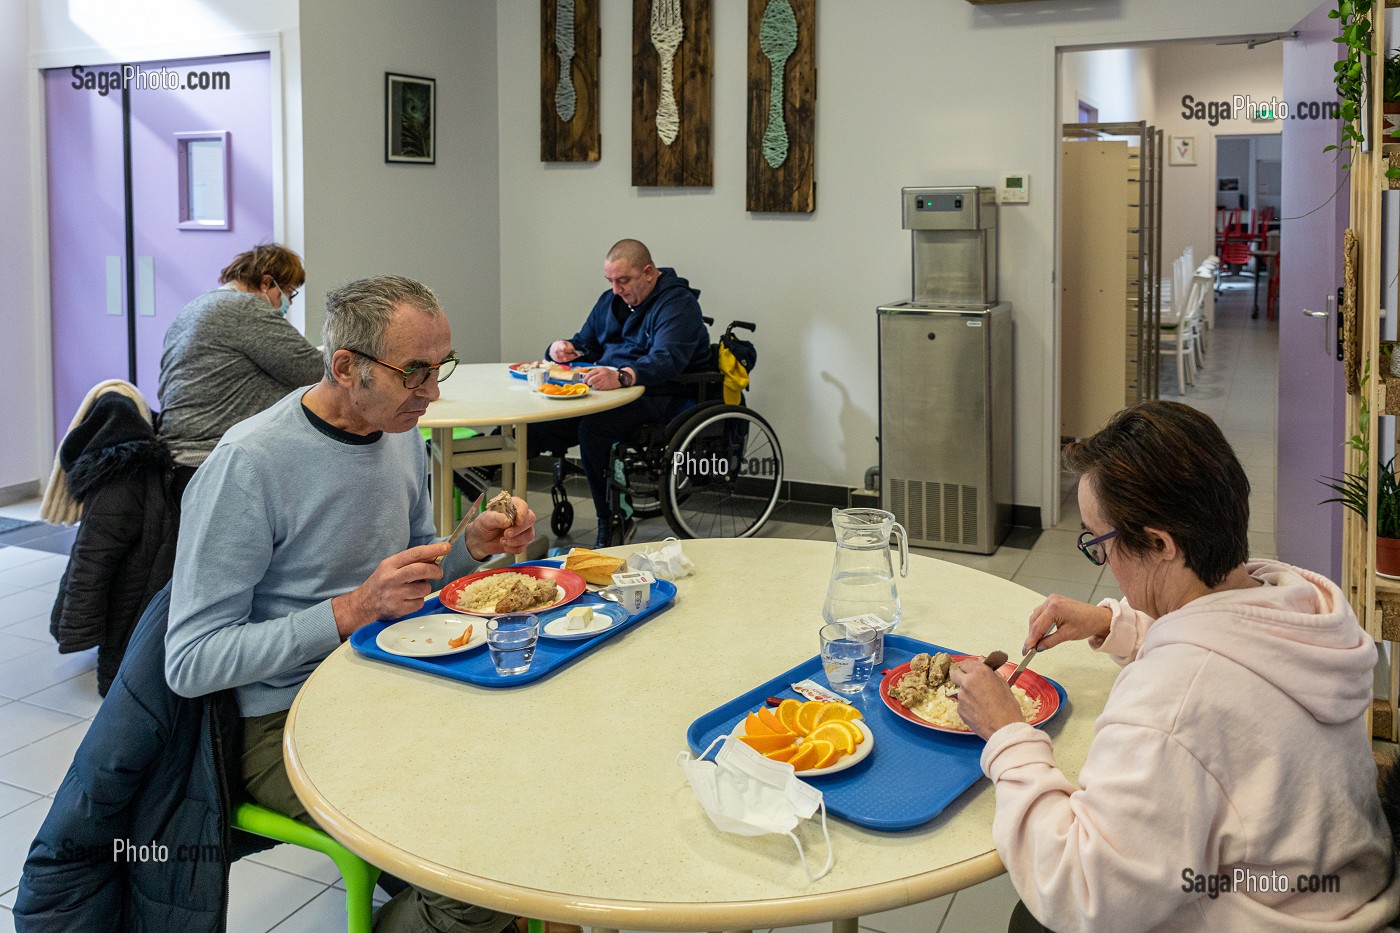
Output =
[
  {"x1": 732, "y1": 714, "x2": 874, "y2": 777},
  {"x1": 540, "y1": 603, "x2": 629, "y2": 640},
  {"x1": 376, "y1": 614, "x2": 486, "y2": 658}
]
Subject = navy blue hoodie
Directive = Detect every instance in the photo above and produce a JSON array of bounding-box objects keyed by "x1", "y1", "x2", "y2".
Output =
[{"x1": 564, "y1": 267, "x2": 710, "y2": 389}]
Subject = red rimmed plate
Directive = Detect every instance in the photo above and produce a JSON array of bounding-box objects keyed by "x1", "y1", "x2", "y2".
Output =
[
  {"x1": 440, "y1": 566, "x2": 586, "y2": 617},
  {"x1": 879, "y1": 655, "x2": 1061, "y2": 735}
]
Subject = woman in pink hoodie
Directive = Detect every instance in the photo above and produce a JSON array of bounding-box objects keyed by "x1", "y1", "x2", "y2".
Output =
[{"x1": 950, "y1": 401, "x2": 1400, "y2": 933}]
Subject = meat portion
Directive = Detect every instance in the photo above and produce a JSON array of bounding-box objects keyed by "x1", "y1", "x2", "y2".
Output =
[
  {"x1": 493, "y1": 576, "x2": 559, "y2": 613},
  {"x1": 890, "y1": 651, "x2": 953, "y2": 708},
  {"x1": 486, "y1": 491, "x2": 517, "y2": 523}
]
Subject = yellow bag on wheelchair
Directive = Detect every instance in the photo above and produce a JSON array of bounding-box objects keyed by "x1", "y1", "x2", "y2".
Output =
[{"x1": 717, "y1": 332, "x2": 756, "y2": 406}]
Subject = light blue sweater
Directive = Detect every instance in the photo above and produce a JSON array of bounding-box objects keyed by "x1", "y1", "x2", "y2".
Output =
[{"x1": 165, "y1": 389, "x2": 479, "y2": 715}]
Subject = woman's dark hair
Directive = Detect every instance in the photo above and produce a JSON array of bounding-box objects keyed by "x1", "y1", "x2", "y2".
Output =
[
  {"x1": 218, "y1": 243, "x2": 304, "y2": 291},
  {"x1": 1064, "y1": 401, "x2": 1249, "y2": 587}
]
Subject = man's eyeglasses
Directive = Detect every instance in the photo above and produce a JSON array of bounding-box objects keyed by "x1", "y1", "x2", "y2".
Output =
[
  {"x1": 1077, "y1": 529, "x2": 1119, "y2": 566},
  {"x1": 347, "y1": 348, "x2": 459, "y2": 388}
]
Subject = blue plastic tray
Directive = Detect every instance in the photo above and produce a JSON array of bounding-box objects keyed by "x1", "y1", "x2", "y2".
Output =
[
  {"x1": 686, "y1": 633, "x2": 1068, "y2": 831},
  {"x1": 350, "y1": 560, "x2": 676, "y2": 687}
]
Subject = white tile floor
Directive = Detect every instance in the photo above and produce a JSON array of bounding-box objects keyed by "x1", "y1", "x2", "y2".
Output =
[{"x1": 0, "y1": 287, "x2": 1278, "y2": 932}]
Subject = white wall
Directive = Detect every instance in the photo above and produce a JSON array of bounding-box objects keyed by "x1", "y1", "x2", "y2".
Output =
[
  {"x1": 299, "y1": 0, "x2": 500, "y2": 358},
  {"x1": 0, "y1": 0, "x2": 39, "y2": 496},
  {"x1": 1152, "y1": 41, "x2": 1284, "y2": 270},
  {"x1": 1060, "y1": 47, "x2": 1157, "y2": 124},
  {"x1": 496, "y1": 0, "x2": 1319, "y2": 515}
]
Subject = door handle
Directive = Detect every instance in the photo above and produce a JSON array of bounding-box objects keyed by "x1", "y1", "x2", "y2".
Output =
[{"x1": 1302, "y1": 309, "x2": 1327, "y2": 317}]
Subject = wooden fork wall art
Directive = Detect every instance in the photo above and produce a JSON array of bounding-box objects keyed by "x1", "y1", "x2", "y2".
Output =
[
  {"x1": 541, "y1": 0, "x2": 600, "y2": 162},
  {"x1": 632, "y1": 0, "x2": 713, "y2": 187},
  {"x1": 746, "y1": 0, "x2": 814, "y2": 212}
]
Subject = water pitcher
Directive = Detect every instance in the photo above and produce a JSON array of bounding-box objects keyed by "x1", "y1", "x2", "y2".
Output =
[{"x1": 822, "y1": 508, "x2": 908, "y2": 662}]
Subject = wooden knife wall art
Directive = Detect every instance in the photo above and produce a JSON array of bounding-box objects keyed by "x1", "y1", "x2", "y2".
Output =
[
  {"x1": 541, "y1": 0, "x2": 600, "y2": 162},
  {"x1": 747, "y1": 0, "x2": 814, "y2": 212},
  {"x1": 631, "y1": 0, "x2": 712, "y2": 187}
]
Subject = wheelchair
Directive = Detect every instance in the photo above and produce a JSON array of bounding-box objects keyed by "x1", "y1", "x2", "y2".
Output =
[{"x1": 548, "y1": 319, "x2": 784, "y2": 545}]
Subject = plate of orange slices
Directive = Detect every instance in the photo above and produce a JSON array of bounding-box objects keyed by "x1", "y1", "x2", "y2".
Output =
[
  {"x1": 537, "y1": 382, "x2": 591, "y2": 400},
  {"x1": 732, "y1": 698, "x2": 872, "y2": 776}
]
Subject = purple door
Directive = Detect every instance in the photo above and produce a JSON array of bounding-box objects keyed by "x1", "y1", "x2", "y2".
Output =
[
  {"x1": 1277, "y1": 1, "x2": 1347, "y2": 581},
  {"x1": 44, "y1": 67, "x2": 128, "y2": 444},
  {"x1": 45, "y1": 53, "x2": 274, "y2": 441}
]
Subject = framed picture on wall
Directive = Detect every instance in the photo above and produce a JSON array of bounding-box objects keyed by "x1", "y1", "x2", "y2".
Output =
[
  {"x1": 1218, "y1": 177, "x2": 1240, "y2": 192},
  {"x1": 385, "y1": 73, "x2": 435, "y2": 164},
  {"x1": 1168, "y1": 135, "x2": 1196, "y2": 166}
]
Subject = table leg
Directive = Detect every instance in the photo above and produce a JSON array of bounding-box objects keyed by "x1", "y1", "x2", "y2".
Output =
[
  {"x1": 431, "y1": 427, "x2": 454, "y2": 535},
  {"x1": 589, "y1": 928, "x2": 620, "y2": 933},
  {"x1": 831, "y1": 921, "x2": 859, "y2": 933}
]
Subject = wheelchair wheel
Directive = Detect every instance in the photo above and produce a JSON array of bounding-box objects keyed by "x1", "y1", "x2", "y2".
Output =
[{"x1": 661, "y1": 405, "x2": 782, "y2": 539}]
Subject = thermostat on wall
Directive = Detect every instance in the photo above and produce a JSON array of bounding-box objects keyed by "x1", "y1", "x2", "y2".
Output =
[{"x1": 999, "y1": 172, "x2": 1029, "y2": 204}]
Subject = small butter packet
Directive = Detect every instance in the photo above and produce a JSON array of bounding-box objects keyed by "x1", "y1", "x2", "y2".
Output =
[{"x1": 790, "y1": 679, "x2": 852, "y2": 705}]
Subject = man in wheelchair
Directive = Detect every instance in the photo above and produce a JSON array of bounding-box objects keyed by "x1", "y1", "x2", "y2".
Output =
[{"x1": 529, "y1": 239, "x2": 711, "y2": 547}]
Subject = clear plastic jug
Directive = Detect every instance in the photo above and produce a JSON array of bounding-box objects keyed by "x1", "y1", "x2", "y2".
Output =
[{"x1": 821, "y1": 508, "x2": 909, "y2": 663}]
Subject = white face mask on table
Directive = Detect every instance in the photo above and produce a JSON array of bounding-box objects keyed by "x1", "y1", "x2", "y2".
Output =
[
  {"x1": 627, "y1": 537, "x2": 695, "y2": 579},
  {"x1": 678, "y1": 735, "x2": 834, "y2": 882}
]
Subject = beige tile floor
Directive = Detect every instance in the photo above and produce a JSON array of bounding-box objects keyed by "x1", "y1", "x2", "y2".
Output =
[{"x1": 0, "y1": 284, "x2": 1277, "y2": 933}]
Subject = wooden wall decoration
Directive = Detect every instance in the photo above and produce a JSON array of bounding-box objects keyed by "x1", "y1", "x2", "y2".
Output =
[
  {"x1": 541, "y1": 0, "x2": 600, "y2": 162},
  {"x1": 746, "y1": 0, "x2": 814, "y2": 212},
  {"x1": 631, "y1": 0, "x2": 713, "y2": 187}
]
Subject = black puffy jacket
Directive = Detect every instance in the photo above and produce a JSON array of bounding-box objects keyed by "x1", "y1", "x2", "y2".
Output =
[
  {"x1": 14, "y1": 585, "x2": 266, "y2": 933},
  {"x1": 50, "y1": 393, "x2": 180, "y2": 695}
]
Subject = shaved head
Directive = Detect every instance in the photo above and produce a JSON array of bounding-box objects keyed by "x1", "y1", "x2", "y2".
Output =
[{"x1": 606, "y1": 239, "x2": 654, "y2": 271}]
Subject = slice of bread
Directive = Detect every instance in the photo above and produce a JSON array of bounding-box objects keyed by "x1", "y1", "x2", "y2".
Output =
[{"x1": 564, "y1": 547, "x2": 626, "y2": 586}]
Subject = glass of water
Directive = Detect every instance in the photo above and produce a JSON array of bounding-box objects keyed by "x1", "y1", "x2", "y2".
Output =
[
  {"x1": 486, "y1": 615, "x2": 539, "y2": 676},
  {"x1": 818, "y1": 622, "x2": 878, "y2": 695}
]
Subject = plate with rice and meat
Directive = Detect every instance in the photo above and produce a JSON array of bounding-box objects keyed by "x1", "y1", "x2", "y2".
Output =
[
  {"x1": 439, "y1": 566, "x2": 586, "y2": 617},
  {"x1": 879, "y1": 651, "x2": 1061, "y2": 735}
]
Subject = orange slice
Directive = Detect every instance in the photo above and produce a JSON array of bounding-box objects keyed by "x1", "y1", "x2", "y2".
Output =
[
  {"x1": 738, "y1": 732, "x2": 798, "y2": 754},
  {"x1": 777, "y1": 698, "x2": 804, "y2": 734},
  {"x1": 763, "y1": 744, "x2": 800, "y2": 763},
  {"x1": 806, "y1": 740, "x2": 841, "y2": 770},
  {"x1": 807, "y1": 722, "x2": 857, "y2": 755},
  {"x1": 744, "y1": 712, "x2": 776, "y2": 736},
  {"x1": 756, "y1": 707, "x2": 787, "y2": 735},
  {"x1": 814, "y1": 703, "x2": 863, "y2": 725},
  {"x1": 795, "y1": 701, "x2": 825, "y2": 736},
  {"x1": 786, "y1": 742, "x2": 820, "y2": 771}
]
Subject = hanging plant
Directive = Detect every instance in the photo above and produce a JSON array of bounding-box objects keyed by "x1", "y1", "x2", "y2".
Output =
[{"x1": 1327, "y1": 0, "x2": 1374, "y2": 166}]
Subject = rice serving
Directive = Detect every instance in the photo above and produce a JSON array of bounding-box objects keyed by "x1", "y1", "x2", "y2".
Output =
[
  {"x1": 453, "y1": 573, "x2": 562, "y2": 613},
  {"x1": 910, "y1": 681, "x2": 1040, "y2": 730}
]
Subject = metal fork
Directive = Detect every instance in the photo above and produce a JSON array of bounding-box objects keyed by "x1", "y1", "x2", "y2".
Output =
[{"x1": 650, "y1": 0, "x2": 683, "y2": 146}]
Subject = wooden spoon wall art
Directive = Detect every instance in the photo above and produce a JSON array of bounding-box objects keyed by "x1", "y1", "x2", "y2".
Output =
[
  {"x1": 541, "y1": 0, "x2": 600, "y2": 162},
  {"x1": 631, "y1": 0, "x2": 712, "y2": 186},
  {"x1": 746, "y1": 0, "x2": 814, "y2": 212}
]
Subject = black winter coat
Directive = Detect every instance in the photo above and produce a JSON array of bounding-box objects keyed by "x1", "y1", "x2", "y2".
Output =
[
  {"x1": 14, "y1": 584, "x2": 267, "y2": 933},
  {"x1": 50, "y1": 393, "x2": 180, "y2": 695}
]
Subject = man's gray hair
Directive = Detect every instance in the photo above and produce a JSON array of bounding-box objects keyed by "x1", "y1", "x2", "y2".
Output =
[{"x1": 322, "y1": 275, "x2": 442, "y2": 386}]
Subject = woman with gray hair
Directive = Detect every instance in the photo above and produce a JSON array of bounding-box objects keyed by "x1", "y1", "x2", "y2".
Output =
[
  {"x1": 158, "y1": 243, "x2": 323, "y2": 499},
  {"x1": 950, "y1": 401, "x2": 1400, "y2": 932}
]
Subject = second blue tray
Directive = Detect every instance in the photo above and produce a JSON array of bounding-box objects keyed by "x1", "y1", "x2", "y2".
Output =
[
  {"x1": 686, "y1": 633, "x2": 1068, "y2": 831},
  {"x1": 350, "y1": 560, "x2": 676, "y2": 687}
]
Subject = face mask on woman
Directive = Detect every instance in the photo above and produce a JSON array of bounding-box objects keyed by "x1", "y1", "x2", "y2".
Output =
[{"x1": 267, "y1": 279, "x2": 293, "y2": 317}]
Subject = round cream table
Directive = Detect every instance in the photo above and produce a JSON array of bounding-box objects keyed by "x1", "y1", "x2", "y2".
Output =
[
  {"x1": 284, "y1": 537, "x2": 1121, "y2": 932},
  {"x1": 422, "y1": 363, "x2": 644, "y2": 534}
]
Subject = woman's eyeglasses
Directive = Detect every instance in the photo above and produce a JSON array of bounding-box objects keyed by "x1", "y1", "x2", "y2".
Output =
[
  {"x1": 1077, "y1": 529, "x2": 1119, "y2": 566},
  {"x1": 347, "y1": 348, "x2": 459, "y2": 388}
]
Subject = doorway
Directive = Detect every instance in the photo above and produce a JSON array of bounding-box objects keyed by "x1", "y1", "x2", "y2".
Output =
[
  {"x1": 44, "y1": 52, "x2": 275, "y2": 443},
  {"x1": 1055, "y1": 40, "x2": 1289, "y2": 565}
]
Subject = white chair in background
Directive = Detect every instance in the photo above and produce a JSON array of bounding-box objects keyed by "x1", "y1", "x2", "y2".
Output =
[
  {"x1": 1198, "y1": 256, "x2": 1220, "y2": 336},
  {"x1": 1159, "y1": 273, "x2": 1203, "y2": 393}
]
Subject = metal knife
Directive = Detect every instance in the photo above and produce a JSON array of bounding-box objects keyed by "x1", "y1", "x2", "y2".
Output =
[
  {"x1": 436, "y1": 490, "x2": 486, "y2": 565},
  {"x1": 1006, "y1": 648, "x2": 1037, "y2": 687}
]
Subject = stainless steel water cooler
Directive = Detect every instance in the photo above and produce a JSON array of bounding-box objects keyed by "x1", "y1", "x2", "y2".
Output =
[{"x1": 878, "y1": 186, "x2": 1012, "y2": 554}]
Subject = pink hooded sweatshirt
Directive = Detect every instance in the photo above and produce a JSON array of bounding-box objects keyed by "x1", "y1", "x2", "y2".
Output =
[{"x1": 982, "y1": 560, "x2": 1400, "y2": 932}]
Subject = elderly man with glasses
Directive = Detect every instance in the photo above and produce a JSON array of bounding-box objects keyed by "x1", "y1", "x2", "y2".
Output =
[{"x1": 165, "y1": 275, "x2": 540, "y2": 933}]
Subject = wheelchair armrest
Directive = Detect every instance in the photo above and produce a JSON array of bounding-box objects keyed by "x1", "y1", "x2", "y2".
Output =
[{"x1": 671, "y1": 370, "x2": 724, "y2": 385}]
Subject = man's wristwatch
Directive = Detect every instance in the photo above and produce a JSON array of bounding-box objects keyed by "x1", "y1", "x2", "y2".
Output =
[{"x1": 618, "y1": 369, "x2": 635, "y2": 388}]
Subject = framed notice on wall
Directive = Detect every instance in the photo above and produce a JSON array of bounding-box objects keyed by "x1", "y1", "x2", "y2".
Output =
[{"x1": 1168, "y1": 136, "x2": 1196, "y2": 166}]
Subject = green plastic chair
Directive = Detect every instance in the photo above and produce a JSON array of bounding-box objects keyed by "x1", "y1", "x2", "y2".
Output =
[{"x1": 232, "y1": 801, "x2": 381, "y2": 933}]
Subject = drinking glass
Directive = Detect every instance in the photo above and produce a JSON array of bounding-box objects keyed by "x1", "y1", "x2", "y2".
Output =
[
  {"x1": 527, "y1": 367, "x2": 548, "y2": 392},
  {"x1": 486, "y1": 615, "x2": 539, "y2": 675},
  {"x1": 818, "y1": 622, "x2": 878, "y2": 695}
]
